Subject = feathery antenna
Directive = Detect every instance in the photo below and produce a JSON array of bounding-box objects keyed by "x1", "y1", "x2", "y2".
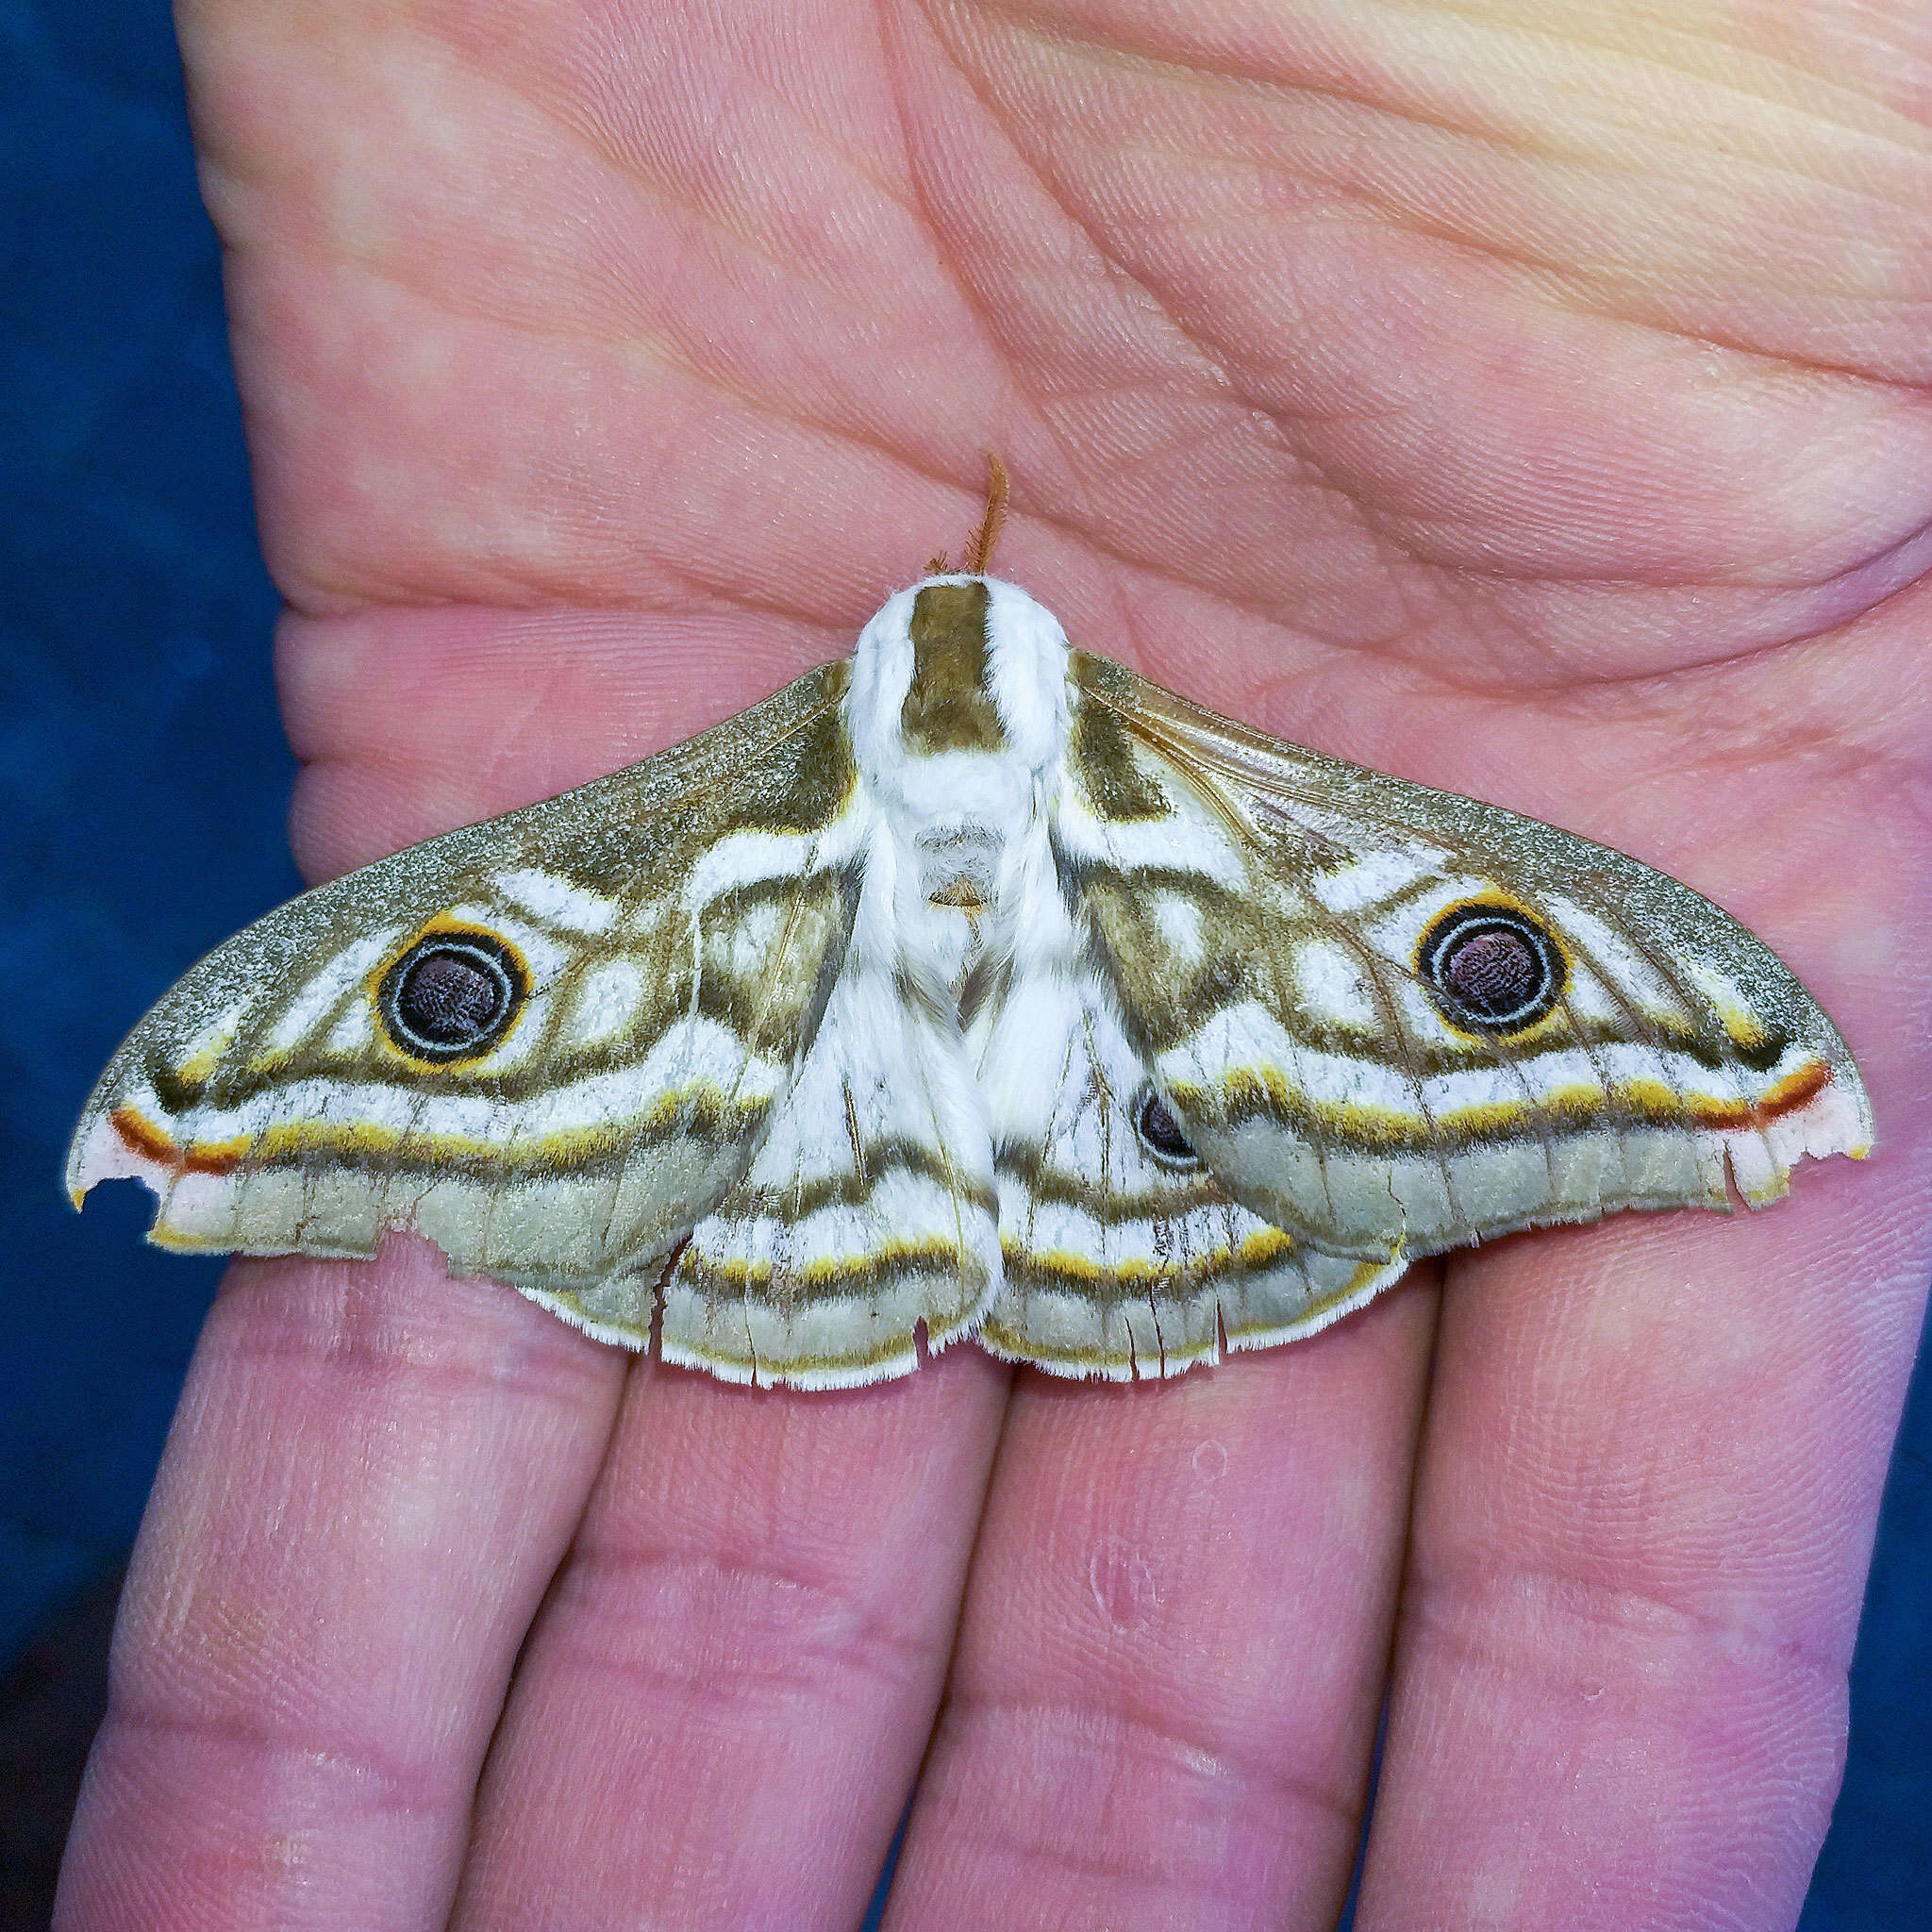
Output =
[{"x1": 963, "y1": 454, "x2": 1008, "y2": 575}]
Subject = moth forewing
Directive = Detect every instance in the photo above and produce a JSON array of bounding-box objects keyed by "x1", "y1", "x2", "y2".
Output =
[{"x1": 67, "y1": 663, "x2": 875, "y2": 1346}]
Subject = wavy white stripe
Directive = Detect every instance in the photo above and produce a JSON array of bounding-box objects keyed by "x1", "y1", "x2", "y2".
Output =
[
  {"x1": 128, "y1": 1014, "x2": 778, "y2": 1150},
  {"x1": 261, "y1": 928, "x2": 403, "y2": 1055}
]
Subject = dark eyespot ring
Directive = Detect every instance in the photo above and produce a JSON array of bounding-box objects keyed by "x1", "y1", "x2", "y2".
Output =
[
  {"x1": 378, "y1": 931, "x2": 526, "y2": 1062},
  {"x1": 1418, "y1": 904, "x2": 1563, "y2": 1034},
  {"x1": 1134, "y1": 1085, "x2": 1200, "y2": 1167}
]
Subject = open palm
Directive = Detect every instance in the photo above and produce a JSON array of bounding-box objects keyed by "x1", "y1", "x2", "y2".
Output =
[{"x1": 60, "y1": 4, "x2": 1930, "y2": 1927}]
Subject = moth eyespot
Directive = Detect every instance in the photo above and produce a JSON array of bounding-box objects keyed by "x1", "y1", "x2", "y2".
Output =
[
  {"x1": 378, "y1": 932, "x2": 526, "y2": 1062},
  {"x1": 1418, "y1": 904, "x2": 1563, "y2": 1034},
  {"x1": 1134, "y1": 1085, "x2": 1200, "y2": 1167}
]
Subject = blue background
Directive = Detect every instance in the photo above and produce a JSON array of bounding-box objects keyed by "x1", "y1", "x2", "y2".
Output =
[{"x1": 2, "y1": 2, "x2": 1925, "y2": 1923}]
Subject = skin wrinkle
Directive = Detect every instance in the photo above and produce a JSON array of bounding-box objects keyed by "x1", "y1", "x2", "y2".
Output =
[
  {"x1": 497, "y1": 19, "x2": 914, "y2": 234},
  {"x1": 241, "y1": 31, "x2": 1028, "y2": 513},
  {"x1": 994, "y1": 503, "x2": 1416, "y2": 680},
  {"x1": 969, "y1": 3, "x2": 1570, "y2": 164},
  {"x1": 912, "y1": 15, "x2": 1418, "y2": 589},
  {"x1": 246, "y1": 308, "x2": 953, "y2": 619},
  {"x1": 277, "y1": 609, "x2": 862, "y2": 790},
  {"x1": 1020, "y1": 384, "x2": 1451, "y2": 674},
  {"x1": 881, "y1": 77, "x2": 1923, "y2": 691},
  {"x1": 936, "y1": 1691, "x2": 1365, "y2": 1850},
  {"x1": 1527, "y1": 710, "x2": 1882, "y2": 824},
  {"x1": 1401, "y1": 1549, "x2": 1857, "y2": 1691},
  {"x1": 268, "y1": 27, "x2": 1921, "y2": 670},
  {"x1": 328, "y1": 77, "x2": 865, "y2": 358},
  {"x1": 538, "y1": 1565, "x2": 948, "y2": 1714},
  {"x1": 879, "y1": 31, "x2": 1090, "y2": 511},
  {"x1": 1214, "y1": 131, "x2": 1932, "y2": 337},
  {"x1": 1237, "y1": 577, "x2": 1925, "y2": 772},
  {"x1": 541, "y1": 1389, "x2": 996, "y2": 1678},
  {"x1": 277, "y1": 498, "x2": 1425, "y2": 758},
  {"x1": 1018, "y1": 105, "x2": 1914, "y2": 378},
  {"x1": 886, "y1": 143, "x2": 1137, "y2": 600},
  {"x1": 297, "y1": 269, "x2": 1032, "y2": 614},
  {"x1": 916, "y1": 21, "x2": 1932, "y2": 644},
  {"x1": 976, "y1": 0, "x2": 1930, "y2": 160},
  {"x1": 1511, "y1": 638, "x2": 1923, "y2": 733},
  {"x1": 977, "y1": 0, "x2": 1932, "y2": 223},
  {"x1": 210, "y1": 1257, "x2": 610, "y2": 1401},
  {"x1": 272, "y1": 608, "x2": 826, "y2": 750},
  {"x1": 941, "y1": 28, "x2": 1466, "y2": 596},
  {"x1": 1244, "y1": 356, "x2": 1928, "y2": 629},
  {"x1": 1228, "y1": 663, "x2": 1875, "y2": 823},
  {"x1": 946, "y1": 2, "x2": 1932, "y2": 364},
  {"x1": 219, "y1": 21, "x2": 1924, "y2": 633},
  {"x1": 1417, "y1": 489, "x2": 1932, "y2": 596},
  {"x1": 101, "y1": 1702, "x2": 463, "y2": 1827},
  {"x1": 214, "y1": 1314, "x2": 605, "y2": 1407},
  {"x1": 905, "y1": 1704, "x2": 1357, "y2": 1930}
]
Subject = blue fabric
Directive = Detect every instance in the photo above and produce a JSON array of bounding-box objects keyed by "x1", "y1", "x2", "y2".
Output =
[
  {"x1": 2, "y1": 0, "x2": 292, "y2": 1660},
  {"x1": 3, "y1": 1, "x2": 1924, "y2": 1919}
]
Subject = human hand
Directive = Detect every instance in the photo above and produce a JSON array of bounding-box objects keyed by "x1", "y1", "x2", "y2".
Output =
[{"x1": 59, "y1": 3, "x2": 1930, "y2": 1926}]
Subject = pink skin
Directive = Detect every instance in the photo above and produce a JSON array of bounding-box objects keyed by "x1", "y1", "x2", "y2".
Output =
[{"x1": 58, "y1": 4, "x2": 1931, "y2": 1928}]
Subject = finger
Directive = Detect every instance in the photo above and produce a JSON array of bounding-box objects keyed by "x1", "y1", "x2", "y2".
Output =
[
  {"x1": 1356, "y1": 1159, "x2": 1926, "y2": 1930},
  {"x1": 885, "y1": 1283, "x2": 1438, "y2": 1931},
  {"x1": 275, "y1": 605, "x2": 855, "y2": 877},
  {"x1": 448, "y1": 1343, "x2": 1010, "y2": 1931},
  {"x1": 55, "y1": 1238, "x2": 625, "y2": 1932}
]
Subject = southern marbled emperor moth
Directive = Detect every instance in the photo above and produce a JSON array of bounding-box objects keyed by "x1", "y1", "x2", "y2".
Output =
[{"x1": 68, "y1": 483, "x2": 1872, "y2": 1389}]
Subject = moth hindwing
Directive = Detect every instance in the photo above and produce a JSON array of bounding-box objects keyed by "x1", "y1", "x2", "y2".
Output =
[{"x1": 69, "y1": 575, "x2": 1871, "y2": 1387}]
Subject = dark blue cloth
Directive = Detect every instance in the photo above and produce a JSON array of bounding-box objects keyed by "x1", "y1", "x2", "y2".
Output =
[
  {"x1": 3, "y1": 2, "x2": 1924, "y2": 1921},
  {"x1": 3, "y1": 0, "x2": 291, "y2": 1654}
]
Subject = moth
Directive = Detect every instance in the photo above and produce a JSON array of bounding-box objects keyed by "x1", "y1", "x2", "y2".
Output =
[{"x1": 68, "y1": 481, "x2": 1872, "y2": 1389}]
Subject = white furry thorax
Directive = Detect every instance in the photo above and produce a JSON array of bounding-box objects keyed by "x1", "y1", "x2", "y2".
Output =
[{"x1": 845, "y1": 575, "x2": 1073, "y2": 985}]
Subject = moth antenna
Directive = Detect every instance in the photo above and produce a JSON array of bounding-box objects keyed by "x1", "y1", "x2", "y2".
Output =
[
  {"x1": 925, "y1": 549, "x2": 950, "y2": 574},
  {"x1": 963, "y1": 453, "x2": 1009, "y2": 575}
]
